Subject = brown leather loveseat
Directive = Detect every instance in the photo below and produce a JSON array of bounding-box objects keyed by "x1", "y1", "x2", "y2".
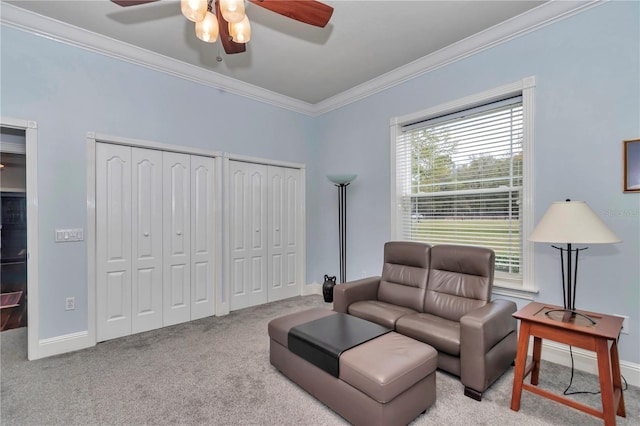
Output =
[{"x1": 333, "y1": 241, "x2": 517, "y2": 400}]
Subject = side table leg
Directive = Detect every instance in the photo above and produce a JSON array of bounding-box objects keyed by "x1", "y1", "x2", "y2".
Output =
[
  {"x1": 510, "y1": 322, "x2": 530, "y2": 411},
  {"x1": 595, "y1": 339, "x2": 615, "y2": 426},
  {"x1": 610, "y1": 340, "x2": 626, "y2": 417},
  {"x1": 531, "y1": 336, "x2": 542, "y2": 386}
]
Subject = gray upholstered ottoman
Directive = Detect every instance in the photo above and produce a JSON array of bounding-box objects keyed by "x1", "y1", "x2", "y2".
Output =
[{"x1": 268, "y1": 307, "x2": 437, "y2": 426}]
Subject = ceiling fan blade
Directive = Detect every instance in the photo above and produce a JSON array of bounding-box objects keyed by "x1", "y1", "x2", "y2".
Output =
[
  {"x1": 215, "y1": 1, "x2": 246, "y2": 54},
  {"x1": 248, "y1": 0, "x2": 334, "y2": 28},
  {"x1": 111, "y1": 0, "x2": 159, "y2": 6}
]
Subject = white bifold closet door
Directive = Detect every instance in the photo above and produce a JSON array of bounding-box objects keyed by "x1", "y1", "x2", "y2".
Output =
[
  {"x1": 162, "y1": 152, "x2": 191, "y2": 326},
  {"x1": 190, "y1": 155, "x2": 216, "y2": 321},
  {"x1": 96, "y1": 143, "x2": 134, "y2": 341},
  {"x1": 267, "y1": 166, "x2": 301, "y2": 302},
  {"x1": 96, "y1": 143, "x2": 215, "y2": 342},
  {"x1": 229, "y1": 161, "x2": 268, "y2": 310},
  {"x1": 229, "y1": 161, "x2": 302, "y2": 311},
  {"x1": 131, "y1": 147, "x2": 163, "y2": 334}
]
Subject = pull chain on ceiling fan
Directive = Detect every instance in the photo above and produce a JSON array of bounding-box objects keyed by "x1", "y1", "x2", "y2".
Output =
[{"x1": 112, "y1": 0, "x2": 334, "y2": 55}]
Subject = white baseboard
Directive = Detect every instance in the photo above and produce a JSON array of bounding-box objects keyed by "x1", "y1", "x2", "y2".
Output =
[
  {"x1": 531, "y1": 338, "x2": 640, "y2": 388},
  {"x1": 31, "y1": 331, "x2": 94, "y2": 360},
  {"x1": 302, "y1": 282, "x2": 323, "y2": 296}
]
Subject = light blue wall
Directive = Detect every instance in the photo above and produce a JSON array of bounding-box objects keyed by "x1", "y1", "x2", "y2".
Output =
[
  {"x1": 1, "y1": 25, "x2": 313, "y2": 339},
  {"x1": 1, "y1": 1, "x2": 638, "y2": 364},
  {"x1": 308, "y1": 1, "x2": 640, "y2": 363}
]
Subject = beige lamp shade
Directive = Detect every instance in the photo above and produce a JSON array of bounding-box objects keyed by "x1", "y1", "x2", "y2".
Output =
[{"x1": 529, "y1": 200, "x2": 621, "y2": 244}]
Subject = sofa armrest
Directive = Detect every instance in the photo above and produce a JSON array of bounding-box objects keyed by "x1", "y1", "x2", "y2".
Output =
[
  {"x1": 461, "y1": 299, "x2": 517, "y2": 353},
  {"x1": 460, "y1": 299, "x2": 517, "y2": 393},
  {"x1": 332, "y1": 276, "x2": 381, "y2": 313}
]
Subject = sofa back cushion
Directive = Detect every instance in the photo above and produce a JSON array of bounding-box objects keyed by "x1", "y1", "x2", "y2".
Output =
[
  {"x1": 423, "y1": 244, "x2": 495, "y2": 321},
  {"x1": 377, "y1": 241, "x2": 431, "y2": 312}
]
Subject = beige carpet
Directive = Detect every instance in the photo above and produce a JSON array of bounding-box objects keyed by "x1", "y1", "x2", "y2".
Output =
[{"x1": 1, "y1": 295, "x2": 638, "y2": 425}]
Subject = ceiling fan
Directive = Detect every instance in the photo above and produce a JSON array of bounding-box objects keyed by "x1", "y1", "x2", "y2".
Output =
[{"x1": 111, "y1": 0, "x2": 334, "y2": 55}]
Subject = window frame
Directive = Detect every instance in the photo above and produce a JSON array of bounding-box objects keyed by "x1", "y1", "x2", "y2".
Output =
[{"x1": 390, "y1": 77, "x2": 538, "y2": 297}]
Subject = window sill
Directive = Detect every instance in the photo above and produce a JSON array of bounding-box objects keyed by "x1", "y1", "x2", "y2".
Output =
[{"x1": 492, "y1": 282, "x2": 539, "y2": 301}]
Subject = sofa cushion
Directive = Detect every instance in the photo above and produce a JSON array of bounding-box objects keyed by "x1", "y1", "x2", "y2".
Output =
[
  {"x1": 423, "y1": 245, "x2": 494, "y2": 321},
  {"x1": 348, "y1": 300, "x2": 417, "y2": 329},
  {"x1": 377, "y1": 241, "x2": 431, "y2": 312},
  {"x1": 396, "y1": 312, "x2": 461, "y2": 356}
]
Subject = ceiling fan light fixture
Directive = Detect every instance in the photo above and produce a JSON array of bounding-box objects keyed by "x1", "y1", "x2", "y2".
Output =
[
  {"x1": 181, "y1": 0, "x2": 207, "y2": 22},
  {"x1": 195, "y1": 10, "x2": 219, "y2": 42},
  {"x1": 229, "y1": 14, "x2": 251, "y2": 43},
  {"x1": 219, "y1": 0, "x2": 246, "y2": 24}
]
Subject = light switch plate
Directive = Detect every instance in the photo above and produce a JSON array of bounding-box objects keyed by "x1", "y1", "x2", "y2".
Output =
[{"x1": 55, "y1": 228, "x2": 84, "y2": 242}]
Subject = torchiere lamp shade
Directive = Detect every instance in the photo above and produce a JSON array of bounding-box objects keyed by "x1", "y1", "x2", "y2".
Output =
[{"x1": 327, "y1": 174, "x2": 357, "y2": 185}]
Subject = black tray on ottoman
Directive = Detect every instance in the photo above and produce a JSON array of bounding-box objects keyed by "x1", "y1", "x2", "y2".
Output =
[{"x1": 288, "y1": 312, "x2": 390, "y2": 377}]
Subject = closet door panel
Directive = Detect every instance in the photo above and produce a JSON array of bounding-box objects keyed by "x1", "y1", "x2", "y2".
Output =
[
  {"x1": 163, "y1": 152, "x2": 191, "y2": 326},
  {"x1": 283, "y1": 168, "x2": 301, "y2": 297},
  {"x1": 267, "y1": 167, "x2": 301, "y2": 301},
  {"x1": 105, "y1": 271, "x2": 127, "y2": 322},
  {"x1": 190, "y1": 155, "x2": 215, "y2": 320},
  {"x1": 131, "y1": 148, "x2": 163, "y2": 333},
  {"x1": 96, "y1": 143, "x2": 132, "y2": 342},
  {"x1": 229, "y1": 161, "x2": 267, "y2": 310},
  {"x1": 230, "y1": 164, "x2": 250, "y2": 309},
  {"x1": 249, "y1": 165, "x2": 268, "y2": 305},
  {"x1": 232, "y1": 258, "x2": 247, "y2": 297},
  {"x1": 267, "y1": 166, "x2": 286, "y2": 301},
  {"x1": 252, "y1": 255, "x2": 265, "y2": 293}
]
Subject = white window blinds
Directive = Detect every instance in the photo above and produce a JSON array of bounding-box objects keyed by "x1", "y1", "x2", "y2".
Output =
[{"x1": 395, "y1": 96, "x2": 524, "y2": 278}]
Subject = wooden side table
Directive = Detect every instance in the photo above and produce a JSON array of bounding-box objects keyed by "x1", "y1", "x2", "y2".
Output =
[{"x1": 510, "y1": 302, "x2": 625, "y2": 425}]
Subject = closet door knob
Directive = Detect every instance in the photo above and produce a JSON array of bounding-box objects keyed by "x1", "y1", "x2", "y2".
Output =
[
  {"x1": 143, "y1": 232, "x2": 149, "y2": 237},
  {"x1": 177, "y1": 231, "x2": 182, "y2": 236}
]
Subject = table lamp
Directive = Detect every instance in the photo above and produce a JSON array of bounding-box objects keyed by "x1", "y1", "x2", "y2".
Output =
[{"x1": 528, "y1": 199, "x2": 621, "y2": 323}]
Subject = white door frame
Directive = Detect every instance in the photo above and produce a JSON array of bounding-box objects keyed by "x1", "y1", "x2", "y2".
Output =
[
  {"x1": 87, "y1": 132, "x2": 223, "y2": 345},
  {"x1": 1, "y1": 116, "x2": 39, "y2": 360}
]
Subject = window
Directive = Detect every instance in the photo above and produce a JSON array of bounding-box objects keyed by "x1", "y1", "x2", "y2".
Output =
[{"x1": 391, "y1": 78, "x2": 536, "y2": 293}]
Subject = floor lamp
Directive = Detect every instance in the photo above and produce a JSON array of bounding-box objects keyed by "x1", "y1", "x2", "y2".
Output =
[
  {"x1": 327, "y1": 174, "x2": 357, "y2": 283},
  {"x1": 529, "y1": 199, "x2": 621, "y2": 323}
]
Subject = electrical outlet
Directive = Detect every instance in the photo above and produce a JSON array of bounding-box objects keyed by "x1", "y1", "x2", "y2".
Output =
[
  {"x1": 65, "y1": 297, "x2": 75, "y2": 311},
  {"x1": 614, "y1": 314, "x2": 629, "y2": 335}
]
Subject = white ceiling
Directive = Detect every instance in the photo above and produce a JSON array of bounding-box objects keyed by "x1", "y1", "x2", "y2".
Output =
[{"x1": 3, "y1": 1, "x2": 593, "y2": 111}]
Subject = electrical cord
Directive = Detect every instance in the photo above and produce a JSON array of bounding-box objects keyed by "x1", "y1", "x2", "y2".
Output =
[{"x1": 563, "y1": 344, "x2": 628, "y2": 396}]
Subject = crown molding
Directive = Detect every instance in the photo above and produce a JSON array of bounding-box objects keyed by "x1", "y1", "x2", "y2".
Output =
[
  {"x1": 1, "y1": 1, "x2": 603, "y2": 117},
  {"x1": 312, "y1": 0, "x2": 603, "y2": 115},
  {"x1": 0, "y1": 2, "x2": 316, "y2": 115}
]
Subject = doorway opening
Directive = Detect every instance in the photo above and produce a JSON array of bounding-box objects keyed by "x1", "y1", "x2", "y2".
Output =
[
  {"x1": 1, "y1": 118, "x2": 38, "y2": 360},
  {"x1": 1, "y1": 128, "x2": 27, "y2": 331}
]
